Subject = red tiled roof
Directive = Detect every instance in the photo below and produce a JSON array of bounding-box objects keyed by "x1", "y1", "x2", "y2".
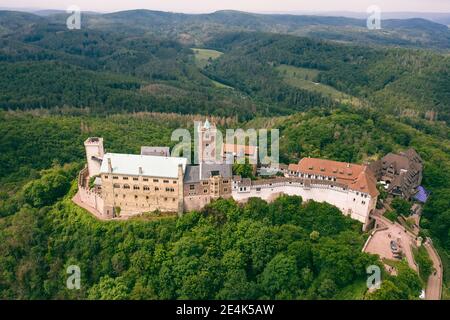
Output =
[{"x1": 292, "y1": 157, "x2": 379, "y2": 197}]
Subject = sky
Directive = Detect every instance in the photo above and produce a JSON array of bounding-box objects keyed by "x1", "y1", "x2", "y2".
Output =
[{"x1": 2, "y1": 0, "x2": 450, "y2": 14}]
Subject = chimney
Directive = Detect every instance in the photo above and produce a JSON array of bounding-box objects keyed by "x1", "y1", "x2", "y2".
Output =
[
  {"x1": 139, "y1": 167, "x2": 143, "y2": 175},
  {"x1": 178, "y1": 163, "x2": 184, "y2": 178},
  {"x1": 108, "y1": 158, "x2": 112, "y2": 173}
]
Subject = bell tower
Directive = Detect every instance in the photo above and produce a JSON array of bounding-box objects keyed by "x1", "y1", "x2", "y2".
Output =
[{"x1": 197, "y1": 119, "x2": 219, "y2": 164}]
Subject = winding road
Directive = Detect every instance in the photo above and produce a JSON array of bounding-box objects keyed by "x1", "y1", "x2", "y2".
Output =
[{"x1": 424, "y1": 241, "x2": 443, "y2": 300}]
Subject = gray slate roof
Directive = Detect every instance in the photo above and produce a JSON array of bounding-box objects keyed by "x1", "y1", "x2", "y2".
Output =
[{"x1": 184, "y1": 163, "x2": 232, "y2": 183}]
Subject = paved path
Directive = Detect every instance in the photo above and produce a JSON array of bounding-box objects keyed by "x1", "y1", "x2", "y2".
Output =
[
  {"x1": 424, "y1": 241, "x2": 443, "y2": 300},
  {"x1": 365, "y1": 216, "x2": 418, "y2": 272}
]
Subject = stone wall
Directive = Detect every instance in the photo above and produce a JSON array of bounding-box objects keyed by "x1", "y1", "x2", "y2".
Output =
[
  {"x1": 78, "y1": 185, "x2": 105, "y2": 216},
  {"x1": 232, "y1": 181, "x2": 375, "y2": 227}
]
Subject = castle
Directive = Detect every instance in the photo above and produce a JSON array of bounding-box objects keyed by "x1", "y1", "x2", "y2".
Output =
[{"x1": 76, "y1": 120, "x2": 386, "y2": 229}]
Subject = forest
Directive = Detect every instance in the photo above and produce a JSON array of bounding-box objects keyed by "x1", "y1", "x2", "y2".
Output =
[
  {"x1": 0, "y1": 107, "x2": 449, "y2": 299},
  {"x1": 0, "y1": 9, "x2": 449, "y2": 300},
  {"x1": 0, "y1": 11, "x2": 449, "y2": 122},
  {"x1": 0, "y1": 161, "x2": 421, "y2": 300}
]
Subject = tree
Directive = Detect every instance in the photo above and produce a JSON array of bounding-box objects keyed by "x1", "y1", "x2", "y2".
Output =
[
  {"x1": 259, "y1": 253, "x2": 299, "y2": 299},
  {"x1": 232, "y1": 163, "x2": 254, "y2": 179},
  {"x1": 310, "y1": 231, "x2": 320, "y2": 241},
  {"x1": 88, "y1": 276, "x2": 128, "y2": 300},
  {"x1": 23, "y1": 170, "x2": 71, "y2": 208},
  {"x1": 367, "y1": 280, "x2": 403, "y2": 300},
  {"x1": 391, "y1": 198, "x2": 412, "y2": 216},
  {"x1": 216, "y1": 269, "x2": 256, "y2": 300},
  {"x1": 317, "y1": 278, "x2": 337, "y2": 299}
]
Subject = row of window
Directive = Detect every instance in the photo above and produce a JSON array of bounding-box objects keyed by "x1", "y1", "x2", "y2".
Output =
[
  {"x1": 112, "y1": 184, "x2": 176, "y2": 192},
  {"x1": 189, "y1": 185, "x2": 228, "y2": 192},
  {"x1": 105, "y1": 175, "x2": 177, "y2": 184},
  {"x1": 201, "y1": 179, "x2": 230, "y2": 186},
  {"x1": 114, "y1": 196, "x2": 177, "y2": 203}
]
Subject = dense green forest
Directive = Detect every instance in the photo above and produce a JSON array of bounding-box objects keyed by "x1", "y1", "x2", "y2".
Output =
[
  {"x1": 0, "y1": 9, "x2": 449, "y2": 300},
  {"x1": 0, "y1": 108, "x2": 449, "y2": 299},
  {"x1": 1, "y1": 11, "x2": 450, "y2": 122},
  {"x1": 0, "y1": 151, "x2": 421, "y2": 300}
]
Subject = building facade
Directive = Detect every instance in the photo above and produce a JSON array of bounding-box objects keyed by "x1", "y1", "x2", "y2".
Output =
[
  {"x1": 369, "y1": 148, "x2": 423, "y2": 200},
  {"x1": 77, "y1": 121, "x2": 386, "y2": 228},
  {"x1": 233, "y1": 157, "x2": 379, "y2": 227},
  {"x1": 99, "y1": 153, "x2": 187, "y2": 217}
]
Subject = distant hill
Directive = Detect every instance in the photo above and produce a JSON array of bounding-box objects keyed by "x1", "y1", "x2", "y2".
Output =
[
  {"x1": 78, "y1": 9, "x2": 450, "y2": 49},
  {"x1": 1, "y1": 9, "x2": 449, "y2": 49},
  {"x1": 0, "y1": 9, "x2": 449, "y2": 123}
]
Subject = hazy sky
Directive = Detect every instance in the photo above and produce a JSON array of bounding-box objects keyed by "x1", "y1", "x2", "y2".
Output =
[{"x1": 3, "y1": 0, "x2": 450, "y2": 13}]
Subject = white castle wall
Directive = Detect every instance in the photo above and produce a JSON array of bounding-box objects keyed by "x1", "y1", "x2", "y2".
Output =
[
  {"x1": 78, "y1": 186, "x2": 105, "y2": 216},
  {"x1": 232, "y1": 182, "x2": 375, "y2": 226}
]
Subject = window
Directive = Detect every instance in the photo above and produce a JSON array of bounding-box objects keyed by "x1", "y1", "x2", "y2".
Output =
[
  {"x1": 190, "y1": 185, "x2": 195, "y2": 190},
  {"x1": 146, "y1": 196, "x2": 149, "y2": 200},
  {"x1": 224, "y1": 188, "x2": 228, "y2": 192},
  {"x1": 133, "y1": 177, "x2": 138, "y2": 181},
  {"x1": 173, "y1": 181, "x2": 177, "y2": 184},
  {"x1": 202, "y1": 181, "x2": 209, "y2": 185},
  {"x1": 163, "y1": 180, "x2": 169, "y2": 184},
  {"x1": 153, "y1": 179, "x2": 159, "y2": 183},
  {"x1": 104, "y1": 175, "x2": 109, "y2": 179},
  {"x1": 143, "y1": 178, "x2": 148, "y2": 182},
  {"x1": 143, "y1": 186, "x2": 150, "y2": 191},
  {"x1": 155, "y1": 187, "x2": 159, "y2": 191},
  {"x1": 133, "y1": 185, "x2": 140, "y2": 190},
  {"x1": 223, "y1": 180, "x2": 229, "y2": 184},
  {"x1": 123, "y1": 184, "x2": 130, "y2": 189},
  {"x1": 256, "y1": 187, "x2": 261, "y2": 192},
  {"x1": 211, "y1": 170, "x2": 220, "y2": 176},
  {"x1": 113, "y1": 184, "x2": 120, "y2": 188},
  {"x1": 134, "y1": 195, "x2": 138, "y2": 199},
  {"x1": 204, "y1": 189, "x2": 208, "y2": 193},
  {"x1": 123, "y1": 177, "x2": 129, "y2": 180},
  {"x1": 113, "y1": 176, "x2": 119, "y2": 180}
]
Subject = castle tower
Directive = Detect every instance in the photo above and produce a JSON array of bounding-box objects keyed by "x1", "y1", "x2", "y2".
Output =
[
  {"x1": 197, "y1": 119, "x2": 220, "y2": 164},
  {"x1": 84, "y1": 137, "x2": 104, "y2": 178}
]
